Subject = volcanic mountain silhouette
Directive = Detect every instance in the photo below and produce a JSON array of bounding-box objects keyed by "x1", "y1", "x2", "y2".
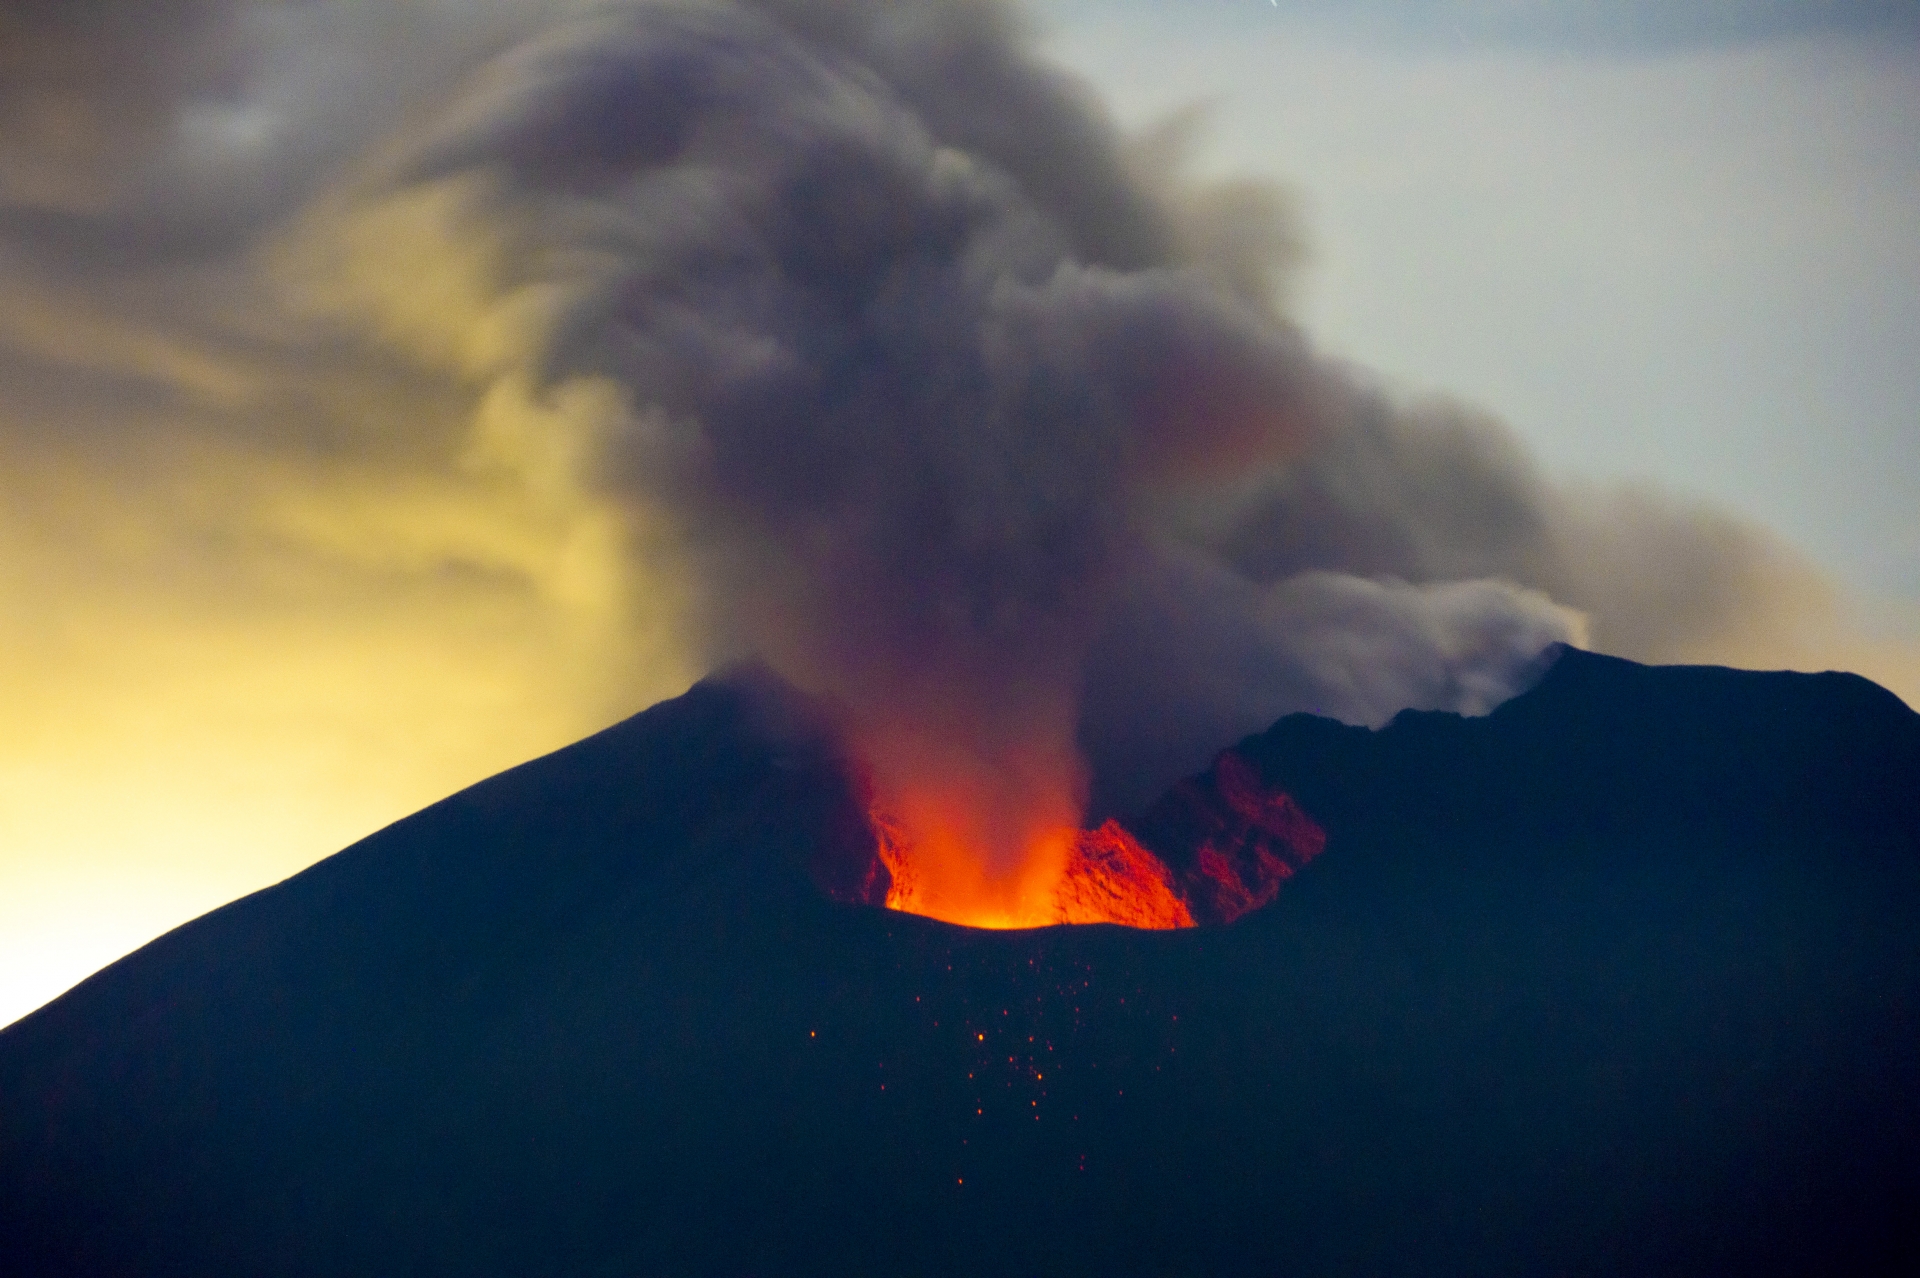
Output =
[{"x1": 4, "y1": 647, "x2": 1918, "y2": 1276}]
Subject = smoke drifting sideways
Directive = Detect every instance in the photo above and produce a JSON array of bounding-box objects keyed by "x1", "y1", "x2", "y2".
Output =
[
  {"x1": 2, "y1": 1, "x2": 1913, "y2": 931},
  {"x1": 276, "y1": 0, "x2": 1568, "y2": 920}
]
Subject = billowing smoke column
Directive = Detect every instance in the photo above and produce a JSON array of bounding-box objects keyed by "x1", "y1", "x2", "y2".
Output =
[
  {"x1": 70, "y1": 3, "x2": 1904, "y2": 931},
  {"x1": 281, "y1": 0, "x2": 1580, "y2": 925}
]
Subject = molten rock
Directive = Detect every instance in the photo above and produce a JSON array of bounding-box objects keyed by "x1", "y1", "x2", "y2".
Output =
[{"x1": 820, "y1": 747, "x2": 1327, "y2": 930}]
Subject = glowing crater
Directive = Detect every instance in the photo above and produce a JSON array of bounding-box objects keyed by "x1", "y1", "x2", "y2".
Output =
[{"x1": 826, "y1": 752, "x2": 1327, "y2": 931}]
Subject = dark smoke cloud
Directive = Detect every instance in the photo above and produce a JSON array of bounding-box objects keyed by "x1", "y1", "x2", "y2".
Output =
[
  {"x1": 0, "y1": 0, "x2": 243, "y2": 211},
  {"x1": 1, "y1": 0, "x2": 1907, "y2": 859},
  {"x1": 276, "y1": 0, "x2": 1596, "y2": 853},
  {"x1": 0, "y1": 0, "x2": 565, "y2": 267}
]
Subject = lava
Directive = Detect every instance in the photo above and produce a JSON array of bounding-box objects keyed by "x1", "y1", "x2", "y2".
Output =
[
  {"x1": 874, "y1": 812, "x2": 1195, "y2": 930},
  {"x1": 869, "y1": 795, "x2": 1081, "y2": 929},
  {"x1": 831, "y1": 748, "x2": 1328, "y2": 931}
]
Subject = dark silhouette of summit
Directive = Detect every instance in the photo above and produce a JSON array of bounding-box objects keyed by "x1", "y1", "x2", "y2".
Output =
[{"x1": 3, "y1": 646, "x2": 1917, "y2": 1276}]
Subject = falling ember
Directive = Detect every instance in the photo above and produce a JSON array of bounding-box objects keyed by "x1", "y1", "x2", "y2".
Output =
[{"x1": 821, "y1": 747, "x2": 1327, "y2": 931}]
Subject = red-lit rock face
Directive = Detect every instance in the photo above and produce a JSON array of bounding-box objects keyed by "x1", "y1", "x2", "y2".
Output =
[
  {"x1": 1052, "y1": 821, "x2": 1196, "y2": 929},
  {"x1": 814, "y1": 749, "x2": 1325, "y2": 930},
  {"x1": 1135, "y1": 751, "x2": 1327, "y2": 927}
]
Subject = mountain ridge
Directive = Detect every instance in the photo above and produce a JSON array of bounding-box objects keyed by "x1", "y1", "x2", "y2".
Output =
[{"x1": 5, "y1": 647, "x2": 1917, "y2": 1276}]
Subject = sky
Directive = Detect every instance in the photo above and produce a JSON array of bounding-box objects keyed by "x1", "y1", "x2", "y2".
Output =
[
  {"x1": 3, "y1": 0, "x2": 1917, "y2": 1029},
  {"x1": 1034, "y1": 0, "x2": 1920, "y2": 602}
]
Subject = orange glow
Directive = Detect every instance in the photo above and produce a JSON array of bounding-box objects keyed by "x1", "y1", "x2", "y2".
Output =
[
  {"x1": 856, "y1": 721, "x2": 1089, "y2": 928},
  {"x1": 872, "y1": 803, "x2": 1194, "y2": 931},
  {"x1": 1052, "y1": 821, "x2": 1195, "y2": 929},
  {"x1": 833, "y1": 746, "x2": 1331, "y2": 933}
]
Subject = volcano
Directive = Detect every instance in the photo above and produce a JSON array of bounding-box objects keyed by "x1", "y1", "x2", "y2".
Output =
[{"x1": 4, "y1": 646, "x2": 1918, "y2": 1276}]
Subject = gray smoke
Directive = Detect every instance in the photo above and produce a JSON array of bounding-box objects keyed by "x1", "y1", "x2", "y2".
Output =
[
  {"x1": 285, "y1": 0, "x2": 1585, "y2": 843},
  {"x1": 2, "y1": 0, "x2": 1888, "y2": 845}
]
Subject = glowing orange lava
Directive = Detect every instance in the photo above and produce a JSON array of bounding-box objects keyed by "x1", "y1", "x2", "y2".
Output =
[
  {"x1": 873, "y1": 810, "x2": 1195, "y2": 930},
  {"x1": 818, "y1": 746, "x2": 1328, "y2": 932}
]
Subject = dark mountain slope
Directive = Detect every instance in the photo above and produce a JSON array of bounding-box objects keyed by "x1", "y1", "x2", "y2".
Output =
[
  {"x1": 3, "y1": 648, "x2": 1917, "y2": 1277},
  {"x1": 1232, "y1": 646, "x2": 1918, "y2": 859}
]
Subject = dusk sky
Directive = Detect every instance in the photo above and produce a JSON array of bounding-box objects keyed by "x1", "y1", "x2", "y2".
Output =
[
  {"x1": 4, "y1": 0, "x2": 1916, "y2": 1028},
  {"x1": 1035, "y1": 0, "x2": 1920, "y2": 601}
]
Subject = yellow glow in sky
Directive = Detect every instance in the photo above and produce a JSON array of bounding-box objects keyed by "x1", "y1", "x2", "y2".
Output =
[
  {"x1": 5, "y1": 0, "x2": 1916, "y2": 1034},
  {"x1": 0, "y1": 410, "x2": 694, "y2": 1028}
]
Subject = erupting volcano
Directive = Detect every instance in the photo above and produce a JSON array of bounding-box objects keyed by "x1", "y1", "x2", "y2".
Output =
[
  {"x1": 5, "y1": 651, "x2": 1920, "y2": 1276},
  {"x1": 6, "y1": 0, "x2": 1920, "y2": 1273}
]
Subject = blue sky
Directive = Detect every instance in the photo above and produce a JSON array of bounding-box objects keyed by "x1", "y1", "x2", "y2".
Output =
[
  {"x1": 1037, "y1": 1, "x2": 1920, "y2": 53},
  {"x1": 1032, "y1": 1, "x2": 1920, "y2": 605}
]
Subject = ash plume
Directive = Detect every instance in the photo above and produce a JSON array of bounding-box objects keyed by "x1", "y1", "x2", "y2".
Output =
[
  {"x1": 282, "y1": 0, "x2": 1571, "y2": 863},
  {"x1": 1, "y1": 0, "x2": 1910, "y2": 899}
]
